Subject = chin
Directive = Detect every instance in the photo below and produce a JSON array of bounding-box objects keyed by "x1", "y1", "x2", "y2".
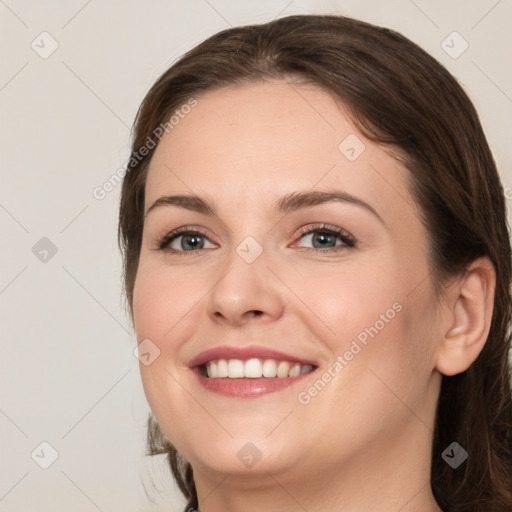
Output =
[{"x1": 173, "y1": 433, "x2": 303, "y2": 477}]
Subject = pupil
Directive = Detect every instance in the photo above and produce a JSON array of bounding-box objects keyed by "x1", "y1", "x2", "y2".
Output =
[
  {"x1": 314, "y1": 232, "x2": 334, "y2": 248},
  {"x1": 184, "y1": 235, "x2": 203, "y2": 250}
]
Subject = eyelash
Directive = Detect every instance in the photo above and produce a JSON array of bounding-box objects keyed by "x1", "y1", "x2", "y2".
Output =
[{"x1": 155, "y1": 223, "x2": 356, "y2": 256}]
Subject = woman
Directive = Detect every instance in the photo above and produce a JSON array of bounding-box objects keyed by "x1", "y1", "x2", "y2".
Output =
[{"x1": 118, "y1": 14, "x2": 512, "y2": 512}]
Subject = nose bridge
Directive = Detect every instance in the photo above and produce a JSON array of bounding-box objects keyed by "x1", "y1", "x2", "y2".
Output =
[{"x1": 205, "y1": 233, "x2": 284, "y2": 323}]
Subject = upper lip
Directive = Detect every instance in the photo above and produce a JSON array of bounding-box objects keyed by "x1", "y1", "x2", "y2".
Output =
[{"x1": 188, "y1": 345, "x2": 319, "y2": 368}]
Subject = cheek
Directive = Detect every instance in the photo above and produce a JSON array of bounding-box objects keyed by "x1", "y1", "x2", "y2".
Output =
[
  {"x1": 292, "y1": 260, "x2": 403, "y2": 351},
  {"x1": 132, "y1": 260, "x2": 199, "y2": 344},
  {"x1": 338, "y1": 275, "x2": 439, "y2": 409},
  {"x1": 305, "y1": 259, "x2": 436, "y2": 383},
  {"x1": 132, "y1": 264, "x2": 187, "y2": 398},
  {"x1": 132, "y1": 263, "x2": 200, "y2": 445}
]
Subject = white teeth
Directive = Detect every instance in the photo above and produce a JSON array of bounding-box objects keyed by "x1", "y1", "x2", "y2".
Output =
[
  {"x1": 217, "y1": 359, "x2": 228, "y2": 378},
  {"x1": 288, "y1": 363, "x2": 301, "y2": 377},
  {"x1": 203, "y1": 358, "x2": 315, "y2": 379},
  {"x1": 244, "y1": 358, "x2": 263, "y2": 378},
  {"x1": 228, "y1": 359, "x2": 244, "y2": 378},
  {"x1": 276, "y1": 361, "x2": 291, "y2": 378},
  {"x1": 262, "y1": 359, "x2": 277, "y2": 377}
]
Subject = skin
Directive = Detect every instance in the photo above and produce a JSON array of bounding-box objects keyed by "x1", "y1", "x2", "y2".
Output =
[{"x1": 132, "y1": 79, "x2": 495, "y2": 512}]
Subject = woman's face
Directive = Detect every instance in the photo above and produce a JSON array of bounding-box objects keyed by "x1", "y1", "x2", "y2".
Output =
[{"x1": 132, "y1": 80, "x2": 443, "y2": 484}]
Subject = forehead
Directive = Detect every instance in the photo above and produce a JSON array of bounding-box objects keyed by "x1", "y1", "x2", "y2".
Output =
[
  {"x1": 144, "y1": 79, "x2": 414, "y2": 222},
  {"x1": 148, "y1": 79, "x2": 355, "y2": 178}
]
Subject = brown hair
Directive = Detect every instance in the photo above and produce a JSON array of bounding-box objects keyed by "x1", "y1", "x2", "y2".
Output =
[{"x1": 118, "y1": 14, "x2": 512, "y2": 511}]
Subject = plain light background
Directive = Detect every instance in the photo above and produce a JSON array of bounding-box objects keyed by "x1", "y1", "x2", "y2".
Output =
[{"x1": 0, "y1": 1, "x2": 511, "y2": 511}]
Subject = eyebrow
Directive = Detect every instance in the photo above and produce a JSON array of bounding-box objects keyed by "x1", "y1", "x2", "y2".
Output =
[{"x1": 144, "y1": 190, "x2": 385, "y2": 225}]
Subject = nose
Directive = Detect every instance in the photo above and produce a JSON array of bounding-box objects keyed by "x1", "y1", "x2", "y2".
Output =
[{"x1": 205, "y1": 248, "x2": 286, "y2": 327}]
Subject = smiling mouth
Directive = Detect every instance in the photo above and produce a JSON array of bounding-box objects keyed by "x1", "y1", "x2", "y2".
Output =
[{"x1": 200, "y1": 358, "x2": 317, "y2": 379}]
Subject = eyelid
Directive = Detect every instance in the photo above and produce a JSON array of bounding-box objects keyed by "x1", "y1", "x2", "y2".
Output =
[
  {"x1": 293, "y1": 223, "x2": 354, "y2": 242},
  {"x1": 154, "y1": 225, "x2": 216, "y2": 251},
  {"x1": 155, "y1": 223, "x2": 356, "y2": 254},
  {"x1": 290, "y1": 223, "x2": 356, "y2": 250}
]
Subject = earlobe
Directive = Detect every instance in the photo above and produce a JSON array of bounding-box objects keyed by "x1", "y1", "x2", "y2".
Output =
[{"x1": 435, "y1": 257, "x2": 496, "y2": 377}]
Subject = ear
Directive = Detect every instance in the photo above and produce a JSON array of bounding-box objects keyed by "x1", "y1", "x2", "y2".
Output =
[{"x1": 435, "y1": 257, "x2": 496, "y2": 376}]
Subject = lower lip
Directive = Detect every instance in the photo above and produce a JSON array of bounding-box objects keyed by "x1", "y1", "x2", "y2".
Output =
[{"x1": 191, "y1": 367, "x2": 316, "y2": 398}]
